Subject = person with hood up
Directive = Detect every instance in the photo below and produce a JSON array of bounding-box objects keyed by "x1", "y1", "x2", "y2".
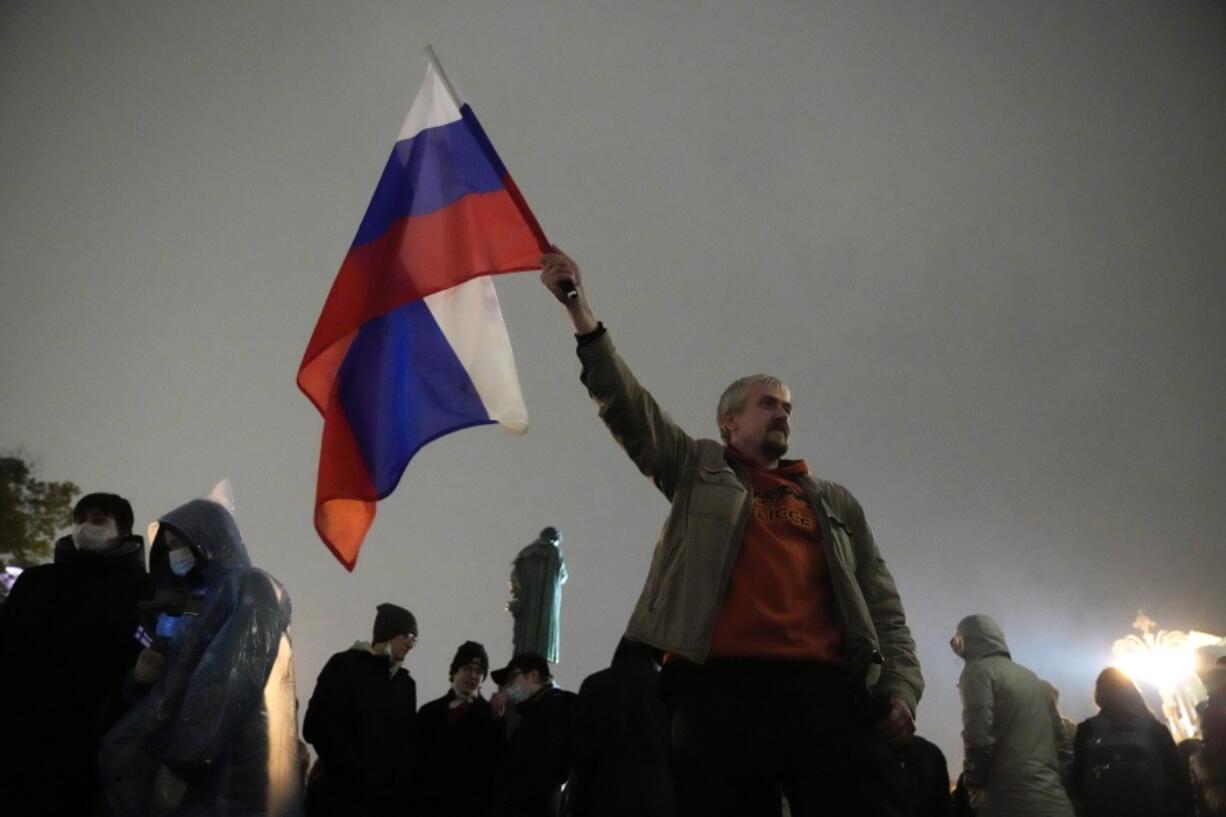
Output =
[
  {"x1": 303, "y1": 603, "x2": 420, "y2": 816},
  {"x1": 951, "y1": 614, "x2": 1074, "y2": 817},
  {"x1": 0, "y1": 492, "x2": 150, "y2": 816},
  {"x1": 100, "y1": 487, "x2": 303, "y2": 817},
  {"x1": 1070, "y1": 666, "x2": 1193, "y2": 817}
]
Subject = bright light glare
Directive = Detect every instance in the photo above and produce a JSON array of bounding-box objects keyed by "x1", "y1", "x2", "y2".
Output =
[{"x1": 1113, "y1": 644, "x2": 1197, "y2": 691}]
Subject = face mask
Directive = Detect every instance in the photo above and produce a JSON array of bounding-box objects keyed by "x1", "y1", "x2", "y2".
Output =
[
  {"x1": 506, "y1": 680, "x2": 532, "y2": 703},
  {"x1": 168, "y1": 549, "x2": 196, "y2": 577},
  {"x1": 73, "y1": 521, "x2": 118, "y2": 552}
]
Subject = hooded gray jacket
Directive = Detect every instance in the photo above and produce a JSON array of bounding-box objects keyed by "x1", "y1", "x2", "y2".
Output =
[
  {"x1": 956, "y1": 614, "x2": 1074, "y2": 817},
  {"x1": 102, "y1": 498, "x2": 303, "y2": 816}
]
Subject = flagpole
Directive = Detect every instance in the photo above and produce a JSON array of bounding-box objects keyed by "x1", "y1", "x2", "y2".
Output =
[{"x1": 425, "y1": 45, "x2": 462, "y2": 105}]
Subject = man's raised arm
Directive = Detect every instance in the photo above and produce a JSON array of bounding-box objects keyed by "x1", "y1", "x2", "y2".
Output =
[{"x1": 539, "y1": 248, "x2": 693, "y2": 499}]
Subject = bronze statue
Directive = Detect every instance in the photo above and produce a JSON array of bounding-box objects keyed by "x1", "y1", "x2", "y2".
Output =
[{"x1": 508, "y1": 527, "x2": 568, "y2": 662}]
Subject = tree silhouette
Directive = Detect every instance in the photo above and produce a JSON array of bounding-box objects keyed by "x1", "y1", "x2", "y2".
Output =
[{"x1": 0, "y1": 454, "x2": 79, "y2": 566}]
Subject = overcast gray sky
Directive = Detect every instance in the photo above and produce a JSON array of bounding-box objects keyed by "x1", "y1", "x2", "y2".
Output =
[{"x1": 3, "y1": 0, "x2": 1224, "y2": 770}]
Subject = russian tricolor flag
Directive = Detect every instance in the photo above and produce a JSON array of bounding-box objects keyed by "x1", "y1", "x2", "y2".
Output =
[{"x1": 298, "y1": 58, "x2": 548, "y2": 570}]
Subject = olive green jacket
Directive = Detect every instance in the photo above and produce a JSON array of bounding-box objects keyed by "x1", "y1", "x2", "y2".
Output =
[{"x1": 577, "y1": 330, "x2": 924, "y2": 714}]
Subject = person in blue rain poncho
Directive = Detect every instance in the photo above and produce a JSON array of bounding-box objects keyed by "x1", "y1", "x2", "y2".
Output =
[{"x1": 101, "y1": 487, "x2": 304, "y2": 816}]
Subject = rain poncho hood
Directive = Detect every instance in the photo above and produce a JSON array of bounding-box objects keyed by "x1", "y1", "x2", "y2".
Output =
[
  {"x1": 956, "y1": 615, "x2": 1073, "y2": 817},
  {"x1": 102, "y1": 495, "x2": 303, "y2": 816}
]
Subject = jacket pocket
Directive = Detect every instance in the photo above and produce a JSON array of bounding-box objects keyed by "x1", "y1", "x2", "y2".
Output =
[{"x1": 691, "y1": 466, "x2": 745, "y2": 522}]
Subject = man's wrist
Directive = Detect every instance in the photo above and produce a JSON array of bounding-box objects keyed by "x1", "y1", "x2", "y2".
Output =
[
  {"x1": 575, "y1": 322, "x2": 606, "y2": 347},
  {"x1": 570, "y1": 308, "x2": 599, "y2": 335}
]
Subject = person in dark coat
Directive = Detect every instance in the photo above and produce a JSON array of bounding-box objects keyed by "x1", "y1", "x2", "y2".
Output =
[
  {"x1": 304, "y1": 603, "x2": 420, "y2": 816},
  {"x1": 490, "y1": 653, "x2": 577, "y2": 817},
  {"x1": 570, "y1": 638, "x2": 675, "y2": 817},
  {"x1": 0, "y1": 492, "x2": 149, "y2": 817},
  {"x1": 890, "y1": 734, "x2": 952, "y2": 817},
  {"x1": 415, "y1": 641, "x2": 501, "y2": 817},
  {"x1": 1071, "y1": 666, "x2": 1193, "y2": 817}
]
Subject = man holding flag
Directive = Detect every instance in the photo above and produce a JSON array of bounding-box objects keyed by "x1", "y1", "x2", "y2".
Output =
[{"x1": 539, "y1": 250, "x2": 923, "y2": 817}]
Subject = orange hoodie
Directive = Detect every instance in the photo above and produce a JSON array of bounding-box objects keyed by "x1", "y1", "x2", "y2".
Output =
[{"x1": 708, "y1": 454, "x2": 845, "y2": 663}]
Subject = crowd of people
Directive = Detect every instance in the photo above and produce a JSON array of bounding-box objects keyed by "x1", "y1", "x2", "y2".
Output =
[{"x1": 1, "y1": 249, "x2": 1223, "y2": 817}]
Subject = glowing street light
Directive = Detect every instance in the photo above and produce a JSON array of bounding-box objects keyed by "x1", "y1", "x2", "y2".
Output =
[{"x1": 1112, "y1": 611, "x2": 1223, "y2": 741}]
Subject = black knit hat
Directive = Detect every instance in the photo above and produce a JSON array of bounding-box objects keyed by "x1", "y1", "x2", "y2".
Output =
[
  {"x1": 73, "y1": 493, "x2": 134, "y2": 534},
  {"x1": 449, "y1": 641, "x2": 489, "y2": 677},
  {"x1": 373, "y1": 603, "x2": 417, "y2": 643},
  {"x1": 490, "y1": 652, "x2": 551, "y2": 686}
]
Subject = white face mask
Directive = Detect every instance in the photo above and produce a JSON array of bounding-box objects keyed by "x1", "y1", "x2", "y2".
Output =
[
  {"x1": 73, "y1": 521, "x2": 118, "y2": 552},
  {"x1": 506, "y1": 680, "x2": 532, "y2": 704},
  {"x1": 168, "y1": 548, "x2": 197, "y2": 577}
]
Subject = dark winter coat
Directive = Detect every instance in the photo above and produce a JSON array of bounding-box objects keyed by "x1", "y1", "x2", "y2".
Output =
[
  {"x1": 100, "y1": 498, "x2": 303, "y2": 816},
  {"x1": 0, "y1": 534, "x2": 149, "y2": 817},
  {"x1": 891, "y1": 735, "x2": 952, "y2": 817},
  {"x1": 1071, "y1": 710, "x2": 1194, "y2": 817},
  {"x1": 303, "y1": 643, "x2": 418, "y2": 816},
  {"x1": 415, "y1": 690, "x2": 501, "y2": 817},
  {"x1": 570, "y1": 642, "x2": 675, "y2": 817},
  {"x1": 494, "y1": 685, "x2": 577, "y2": 817}
]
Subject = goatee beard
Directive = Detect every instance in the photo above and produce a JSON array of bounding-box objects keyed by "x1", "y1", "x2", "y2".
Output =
[{"x1": 761, "y1": 437, "x2": 788, "y2": 460}]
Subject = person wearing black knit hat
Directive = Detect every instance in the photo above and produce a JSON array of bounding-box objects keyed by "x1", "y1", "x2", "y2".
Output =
[
  {"x1": 414, "y1": 640, "x2": 502, "y2": 817},
  {"x1": 303, "y1": 603, "x2": 420, "y2": 816},
  {"x1": 0, "y1": 489, "x2": 149, "y2": 817}
]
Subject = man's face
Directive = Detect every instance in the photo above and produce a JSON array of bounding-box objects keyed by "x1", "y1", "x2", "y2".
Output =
[
  {"x1": 453, "y1": 660, "x2": 485, "y2": 695},
  {"x1": 386, "y1": 633, "x2": 417, "y2": 662},
  {"x1": 163, "y1": 527, "x2": 191, "y2": 554},
  {"x1": 949, "y1": 632, "x2": 965, "y2": 657},
  {"x1": 506, "y1": 667, "x2": 542, "y2": 698},
  {"x1": 723, "y1": 381, "x2": 792, "y2": 462}
]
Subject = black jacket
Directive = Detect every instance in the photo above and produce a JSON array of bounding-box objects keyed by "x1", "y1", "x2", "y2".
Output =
[
  {"x1": 891, "y1": 735, "x2": 952, "y2": 817},
  {"x1": 495, "y1": 685, "x2": 577, "y2": 817},
  {"x1": 570, "y1": 642, "x2": 675, "y2": 817},
  {"x1": 1072, "y1": 710, "x2": 1194, "y2": 817},
  {"x1": 415, "y1": 690, "x2": 501, "y2": 817},
  {"x1": 304, "y1": 645, "x2": 418, "y2": 816},
  {"x1": 0, "y1": 534, "x2": 149, "y2": 816}
]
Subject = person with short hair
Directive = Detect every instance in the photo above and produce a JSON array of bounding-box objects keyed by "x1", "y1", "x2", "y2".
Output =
[
  {"x1": 539, "y1": 249, "x2": 923, "y2": 817},
  {"x1": 415, "y1": 640, "x2": 501, "y2": 817},
  {"x1": 490, "y1": 652, "x2": 577, "y2": 817},
  {"x1": 304, "y1": 603, "x2": 420, "y2": 816},
  {"x1": 0, "y1": 491, "x2": 149, "y2": 816}
]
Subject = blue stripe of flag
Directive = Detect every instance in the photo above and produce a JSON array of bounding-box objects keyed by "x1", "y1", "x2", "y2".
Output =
[
  {"x1": 337, "y1": 299, "x2": 493, "y2": 497},
  {"x1": 352, "y1": 106, "x2": 506, "y2": 248}
]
